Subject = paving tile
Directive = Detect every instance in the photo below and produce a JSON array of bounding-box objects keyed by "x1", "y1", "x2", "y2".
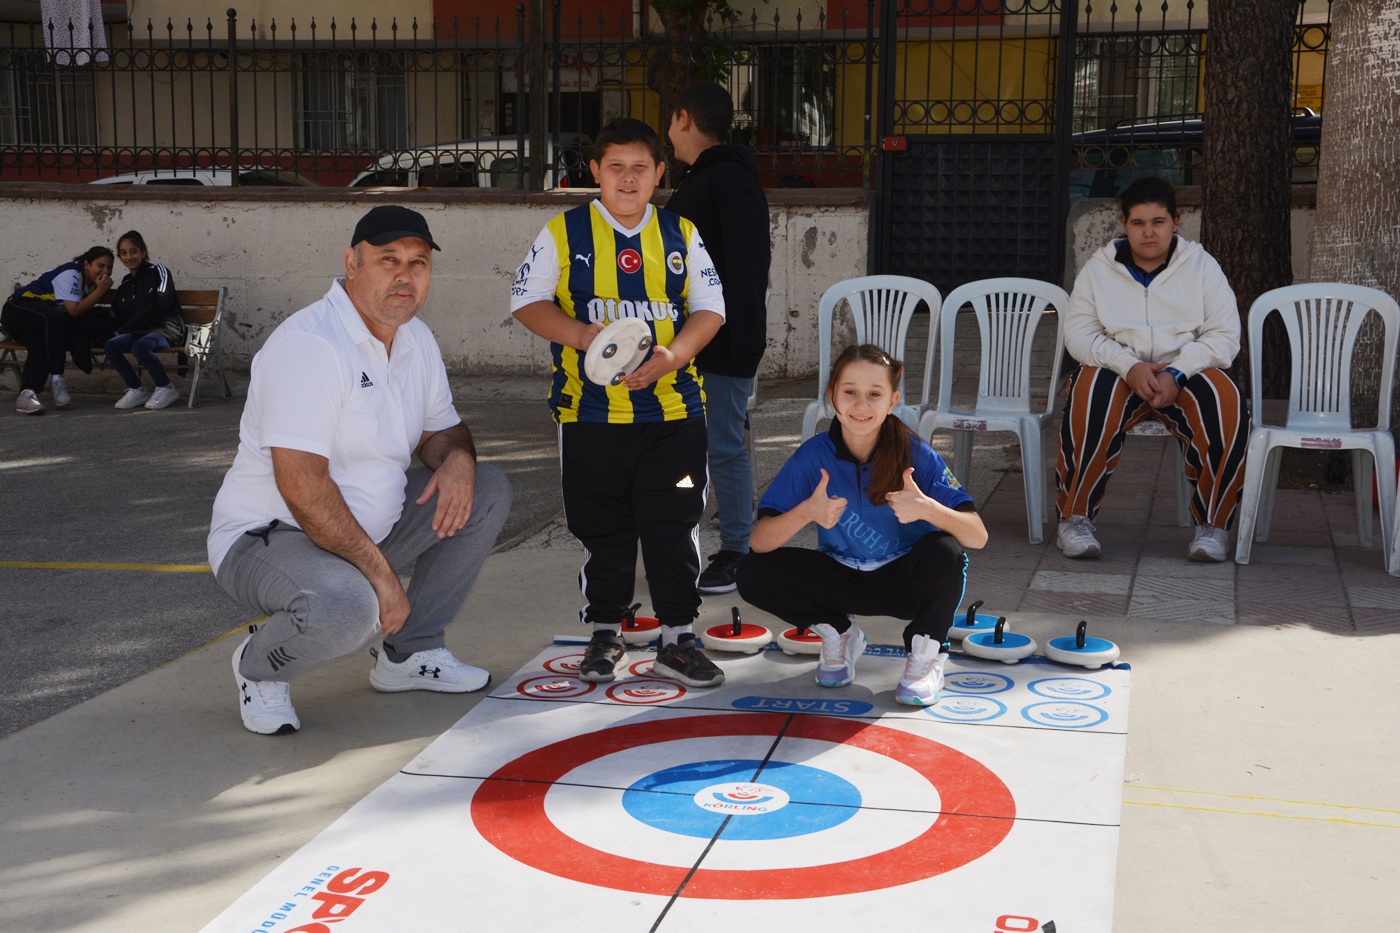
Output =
[
  {"x1": 1353, "y1": 609, "x2": 1400, "y2": 634},
  {"x1": 1127, "y1": 597, "x2": 1234, "y2": 625},
  {"x1": 1132, "y1": 575, "x2": 1235, "y2": 603},
  {"x1": 1030, "y1": 570, "x2": 1132, "y2": 595},
  {"x1": 1238, "y1": 608, "x2": 1352, "y2": 632},
  {"x1": 1235, "y1": 564, "x2": 1342, "y2": 607},
  {"x1": 1137, "y1": 556, "x2": 1235, "y2": 579},
  {"x1": 1245, "y1": 546, "x2": 1336, "y2": 565},
  {"x1": 1348, "y1": 586, "x2": 1400, "y2": 610},
  {"x1": 1017, "y1": 589, "x2": 1128, "y2": 617}
]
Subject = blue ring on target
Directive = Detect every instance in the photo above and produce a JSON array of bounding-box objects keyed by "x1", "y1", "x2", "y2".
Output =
[
  {"x1": 943, "y1": 671, "x2": 1014, "y2": 695},
  {"x1": 1020, "y1": 701, "x2": 1109, "y2": 729},
  {"x1": 622, "y1": 759, "x2": 861, "y2": 840},
  {"x1": 1027, "y1": 677, "x2": 1111, "y2": 701},
  {"x1": 923, "y1": 695, "x2": 1008, "y2": 723}
]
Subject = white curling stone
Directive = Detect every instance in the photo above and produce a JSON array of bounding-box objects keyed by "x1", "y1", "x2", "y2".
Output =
[
  {"x1": 583, "y1": 318, "x2": 654, "y2": 386},
  {"x1": 776, "y1": 628, "x2": 823, "y2": 656},
  {"x1": 1044, "y1": 634, "x2": 1120, "y2": 670},
  {"x1": 962, "y1": 630, "x2": 1038, "y2": 664},
  {"x1": 619, "y1": 617, "x2": 661, "y2": 646},
  {"x1": 949, "y1": 612, "x2": 1002, "y2": 641}
]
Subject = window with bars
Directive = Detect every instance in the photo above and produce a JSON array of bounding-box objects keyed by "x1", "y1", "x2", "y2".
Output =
[
  {"x1": 734, "y1": 44, "x2": 836, "y2": 150},
  {"x1": 0, "y1": 52, "x2": 97, "y2": 146},
  {"x1": 297, "y1": 51, "x2": 408, "y2": 150},
  {"x1": 1073, "y1": 35, "x2": 1201, "y2": 133}
]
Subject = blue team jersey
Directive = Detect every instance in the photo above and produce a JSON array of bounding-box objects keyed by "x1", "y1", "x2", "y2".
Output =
[{"x1": 759, "y1": 425, "x2": 975, "y2": 569}]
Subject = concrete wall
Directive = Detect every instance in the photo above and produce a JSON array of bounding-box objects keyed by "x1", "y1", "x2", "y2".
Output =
[{"x1": 0, "y1": 187, "x2": 868, "y2": 378}]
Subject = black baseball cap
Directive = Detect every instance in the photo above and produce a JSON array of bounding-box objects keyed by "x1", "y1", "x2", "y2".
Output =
[{"x1": 351, "y1": 205, "x2": 441, "y2": 251}]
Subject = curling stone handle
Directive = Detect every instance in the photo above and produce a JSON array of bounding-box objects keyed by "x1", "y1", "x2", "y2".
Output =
[
  {"x1": 1076, "y1": 620, "x2": 1087, "y2": 649},
  {"x1": 623, "y1": 602, "x2": 642, "y2": 629},
  {"x1": 993, "y1": 617, "x2": 1007, "y2": 645},
  {"x1": 966, "y1": 599, "x2": 984, "y2": 620},
  {"x1": 731, "y1": 606, "x2": 743, "y2": 637}
]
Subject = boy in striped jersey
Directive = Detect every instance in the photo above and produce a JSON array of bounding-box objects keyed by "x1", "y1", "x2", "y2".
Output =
[{"x1": 510, "y1": 118, "x2": 729, "y2": 686}]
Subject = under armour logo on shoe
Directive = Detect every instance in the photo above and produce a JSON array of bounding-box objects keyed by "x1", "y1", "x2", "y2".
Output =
[
  {"x1": 240, "y1": 682, "x2": 252, "y2": 704},
  {"x1": 418, "y1": 665, "x2": 442, "y2": 679},
  {"x1": 675, "y1": 475, "x2": 695, "y2": 488},
  {"x1": 360, "y1": 372, "x2": 374, "y2": 388}
]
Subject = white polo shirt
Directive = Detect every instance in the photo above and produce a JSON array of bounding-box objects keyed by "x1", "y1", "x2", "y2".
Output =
[{"x1": 207, "y1": 278, "x2": 460, "y2": 574}]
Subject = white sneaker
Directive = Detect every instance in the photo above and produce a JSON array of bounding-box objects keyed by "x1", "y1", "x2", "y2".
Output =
[
  {"x1": 1056, "y1": 516, "x2": 1102, "y2": 558},
  {"x1": 1188, "y1": 524, "x2": 1229, "y2": 562},
  {"x1": 897, "y1": 635, "x2": 948, "y2": 706},
  {"x1": 115, "y1": 386, "x2": 152, "y2": 409},
  {"x1": 369, "y1": 646, "x2": 491, "y2": 693},
  {"x1": 48, "y1": 375, "x2": 71, "y2": 409},
  {"x1": 144, "y1": 384, "x2": 180, "y2": 410},
  {"x1": 232, "y1": 634, "x2": 299, "y2": 735},
  {"x1": 16, "y1": 389, "x2": 45, "y2": 415},
  {"x1": 811, "y1": 621, "x2": 866, "y2": 687}
]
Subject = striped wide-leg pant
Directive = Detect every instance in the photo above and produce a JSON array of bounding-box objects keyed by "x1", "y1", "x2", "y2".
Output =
[{"x1": 1055, "y1": 365, "x2": 1250, "y2": 528}]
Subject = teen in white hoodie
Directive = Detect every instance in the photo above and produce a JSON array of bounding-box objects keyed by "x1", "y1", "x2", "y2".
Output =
[{"x1": 1055, "y1": 176, "x2": 1250, "y2": 563}]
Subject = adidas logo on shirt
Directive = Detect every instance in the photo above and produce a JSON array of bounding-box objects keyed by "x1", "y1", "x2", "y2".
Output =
[
  {"x1": 675, "y1": 475, "x2": 695, "y2": 488},
  {"x1": 360, "y1": 372, "x2": 374, "y2": 388}
]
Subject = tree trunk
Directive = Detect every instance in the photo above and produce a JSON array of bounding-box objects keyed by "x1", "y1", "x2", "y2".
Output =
[
  {"x1": 1310, "y1": 0, "x2": 1400, "y2": 430},
  {"x1": 1201, "y1": 0, "x2": 1298, "y2": 396},
  {"x1": 645, "y1": 3, "x2": 710, "y2": 137}
]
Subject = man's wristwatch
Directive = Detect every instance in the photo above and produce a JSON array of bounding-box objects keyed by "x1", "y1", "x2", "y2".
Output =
[{"x1": 1163, "y1": 367, "x2": 1187, "y2": 388}]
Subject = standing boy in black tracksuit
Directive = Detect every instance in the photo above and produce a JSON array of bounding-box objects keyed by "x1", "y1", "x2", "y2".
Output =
[{"x1": 666, "y1": 82, "x2": 772, "y2": 595}]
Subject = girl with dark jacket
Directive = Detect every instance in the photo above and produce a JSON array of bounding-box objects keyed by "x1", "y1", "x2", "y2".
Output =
[{"x1": 107, "y1": 231, "x2": 185, "y2": 410}]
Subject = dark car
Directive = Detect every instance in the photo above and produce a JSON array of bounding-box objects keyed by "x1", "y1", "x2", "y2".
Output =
[{"x1": 1070, "y1": 110, "x2": 1321, "y2": 200}]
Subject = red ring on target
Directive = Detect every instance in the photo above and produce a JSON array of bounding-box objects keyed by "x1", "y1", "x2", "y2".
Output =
[
  {"x1": 515, "y1": 675, "x2": 596, "y2": 699},
  {"x1": 471, "y1": 713, "x2": 1015, "y2": 898},
  {"x1": 605, "y1": 680, "x2": 685, "y2": 704}
]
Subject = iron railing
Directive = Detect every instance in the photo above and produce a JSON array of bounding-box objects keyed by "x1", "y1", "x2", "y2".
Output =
[{"x1": 0, "y1": 1, "x2": 1330, "y2": 190}]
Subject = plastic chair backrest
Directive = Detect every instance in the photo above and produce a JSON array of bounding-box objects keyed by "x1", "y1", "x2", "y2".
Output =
[
  {"x1": 815, "y1": 275, "x2": 941, "y2": 411},
  {"x1": 929, "y1": 277, "x2": 1068, "y2": 416},
  {"x1": 1248, "y1": 283, "x2": 1399, "y2": 432}
]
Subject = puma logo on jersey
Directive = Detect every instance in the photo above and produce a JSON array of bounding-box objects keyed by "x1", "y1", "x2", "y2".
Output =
[{"x1": 574, "y1": 253, "x2": 593, "y2": 267}]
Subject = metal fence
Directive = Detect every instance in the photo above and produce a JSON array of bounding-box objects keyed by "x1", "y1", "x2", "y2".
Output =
[{"x1": 0, "y1": 1, "x2": 1330, "y2": 190}]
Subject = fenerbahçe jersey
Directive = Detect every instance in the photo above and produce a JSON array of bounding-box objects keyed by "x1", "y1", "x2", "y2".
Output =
[{"x1": 510, "y1": 200, "x2": 726, "y2": 424}]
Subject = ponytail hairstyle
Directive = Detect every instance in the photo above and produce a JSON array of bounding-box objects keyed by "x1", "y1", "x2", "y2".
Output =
[
  {"x1": 74, "y1": 245, "x2": 115, "y2": 266},
  {"x1": 826, "y1": 343, "x2": 912, "y2": 505}
]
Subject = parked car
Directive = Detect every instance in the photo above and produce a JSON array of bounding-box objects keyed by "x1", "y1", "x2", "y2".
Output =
[
  {"x1": 347, "y1": 135, "x2": 592, "y2": 189},
  {"x1": 89, "y1": 168, "x2": 322, "y2": 187},
  {"x1": 1070, "y1": 110, "x2": 1321, "y2": 200}
]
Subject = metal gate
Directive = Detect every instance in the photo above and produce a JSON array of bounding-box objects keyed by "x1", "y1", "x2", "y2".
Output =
[{"x1": 873, "y1": 0, "x2": 1078, "y2": 294}]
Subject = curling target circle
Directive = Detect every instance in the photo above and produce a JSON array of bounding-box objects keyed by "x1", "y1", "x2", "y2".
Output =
[
  {"x1": 471, "y1": 712, "x2": 1015, "y2": 898},
  {"x1": 924, "y1": 695, "x2": 1008, "y2": 723},
  {"x1": 516, "y1": 676, "x2": 596, "y2": 699},
  {"x1": 944, "y1": 671, "x2": 1014, "y2": 695},
  {"x1": 1028, "y1": 677, "x2": 1111, "y2": 701},
  {"x1": 543, "y1": 653, "x2": 583, "y2": 675},
  {"x1": 1020, "y1": 701, "x2": 1109, "y2": 729},
  {"x1": 623, "y1": 759, "x2": 859, "y2": 840},
  {"x1": 606, "y1": 680, "x2": 686, "y2": 704}
]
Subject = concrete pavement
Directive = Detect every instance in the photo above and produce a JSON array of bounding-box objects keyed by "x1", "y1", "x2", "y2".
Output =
[{"x1": 1, "y1": 372, "x2": 1398, "y2": 931}]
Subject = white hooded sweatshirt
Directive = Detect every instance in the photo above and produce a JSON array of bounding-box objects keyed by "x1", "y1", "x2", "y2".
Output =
[{"x1": 1063, "y1": 236, "x2": 1240, "y2": 380}]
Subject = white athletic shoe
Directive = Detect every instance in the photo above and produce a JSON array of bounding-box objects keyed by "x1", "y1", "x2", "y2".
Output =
[
  {"x1": 811, "y1": 621, "x2": 866, "y2": 687},
  {"x1": 16, "y1": 389, "x2": 45, "y2": 415},
  {"x1": 232, "y1": 634, "x2": 299, "y2": 735},
  {"x1": 144, "y1": 384, "x2": 180, "y2": 410},
  {"x1": 48, "y1": 375, "x2": 71, "y2": 409},
  {"x1": 115, "y1": 386, "x2": 152, "y2": 409},
  {"x1": 1188, "y1": 524, "x2": 1229, "y2": 562},
  {"x1": 897, "y1": 635, "x2": 948, "y2": 707},
  {"x1": 1056, "y1": 516, "x2": 1102, "y2": 558},
  {"x1": 369, "y1": 646, "x2": 491, "y2": 693}
]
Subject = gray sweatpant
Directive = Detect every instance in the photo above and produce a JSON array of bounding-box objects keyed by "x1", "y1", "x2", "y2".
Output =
[{"x1": 217, "y1": 463, "x2": 512, "y2": 682}]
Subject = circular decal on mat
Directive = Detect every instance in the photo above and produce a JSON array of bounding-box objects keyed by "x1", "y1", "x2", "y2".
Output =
[
  {"x1": 944, "y1": 671, "x2": 1014, "y2": 695},
  {"x1": 924, "y1": 695, "x2": 1008, "y2": 723},
  {"x1": 1028, "y1": 678, "x2": 1110, "y2": 701},
  {"x1": 622, "y1": 759, "x2": 858, "y2": 840},
  {"x1": 1020, "y1": 701, "x2": 1109, "y2": 729},
  {"x1": 606, "y1": 680, "x2": 686, "y2": 704},
  {"x1": 516, "y1": 676, "x2": 596, "y2": 699},
  {"x1": 543, "y1": 653, "x2": 583, "y2": 675},
  {"x1": 471, "y1": 713, "x2": 1015, "y2": 898}
]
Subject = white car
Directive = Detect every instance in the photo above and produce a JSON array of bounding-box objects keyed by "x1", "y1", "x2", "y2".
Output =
[
  {"x1": 89, "y1": 168, "x2": 321, "y2": 187},
  {"x1": 348, "y1": 135, "x2": 592, "y2": 189}
]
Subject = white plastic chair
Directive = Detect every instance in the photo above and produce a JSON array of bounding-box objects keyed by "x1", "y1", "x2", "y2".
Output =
[
  {"x1": 800, "y1": 275, "x2": 941, "y2": 440},
  {"x1": 916, "y1": 277, "x2": 1068, "y2": 543},
  {"x1": 1235, "y1": 283, "x2": 1399, "y2": 565}
]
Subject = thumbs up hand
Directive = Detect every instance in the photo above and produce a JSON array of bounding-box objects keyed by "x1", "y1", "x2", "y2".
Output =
[
  {"x1": 804, "y1": 468, "x2": 848, "y2": 529},
  {"x1": 886, "y1": 467, "x2": 930, "y2": 524}
]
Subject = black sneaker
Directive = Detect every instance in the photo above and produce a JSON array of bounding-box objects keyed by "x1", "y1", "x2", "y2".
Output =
[
  {"x1": 697, "y1": 550, "x2": 745, "y2": 594},
  {"x1": 578, "y1": 630, "x2": 628, "y2": 682},
  {"x1": 653, "y1": 633, "x2": 726, "y2": 687}
]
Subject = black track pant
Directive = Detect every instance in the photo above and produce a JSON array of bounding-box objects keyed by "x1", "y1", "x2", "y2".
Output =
[
  {"x1": 736, "y1": 532, "x2": 969, "y2": 650},
  {"x1": 1, "y1": 299, "x2": 87, "y2": 391},
  {"x1": 561, "y1": 417, "x2": 708, "y2": 628}
]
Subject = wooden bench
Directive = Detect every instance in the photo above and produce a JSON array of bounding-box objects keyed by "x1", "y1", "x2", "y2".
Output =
[{"x1": 0, "y1": 287, "x2": 232, "y2": 408}]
